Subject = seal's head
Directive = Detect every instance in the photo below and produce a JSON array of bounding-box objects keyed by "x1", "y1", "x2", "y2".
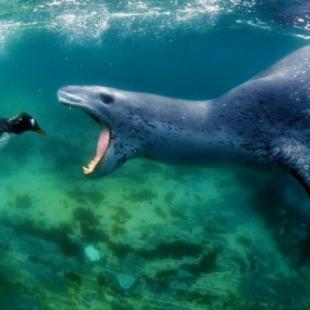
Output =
[
  {"x1": 57, "y1": 86, "x2": 141, "y2": 176},
  {"x1": 9, "y1": 113, "x2": 46, "y2": 136}
]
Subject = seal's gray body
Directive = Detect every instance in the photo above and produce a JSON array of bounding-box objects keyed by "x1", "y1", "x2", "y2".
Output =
[
  {"x1": 58, "y1": 46, "x2": 310, "y2": 194},
  {"x1": 257, "y1": 0, "x2": 310, "y2": 28}
]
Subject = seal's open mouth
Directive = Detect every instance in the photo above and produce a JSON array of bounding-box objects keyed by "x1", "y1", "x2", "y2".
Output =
[
  {"x1": 82, "y1": 128, "x2": 110, "y2": 175},
  {"x1": 57, "y1": 90, "x2": 110, "y2": 175}
]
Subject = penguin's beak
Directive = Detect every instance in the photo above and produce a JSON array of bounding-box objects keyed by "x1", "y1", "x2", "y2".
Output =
[{"x1": 34, "y1": 126, "x2": 47, "y2": 136}]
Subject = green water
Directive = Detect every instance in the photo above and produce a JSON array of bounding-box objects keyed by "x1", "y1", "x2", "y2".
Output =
[{"x1": 0, "y1": 1, "x2": 310, "y2": 309}]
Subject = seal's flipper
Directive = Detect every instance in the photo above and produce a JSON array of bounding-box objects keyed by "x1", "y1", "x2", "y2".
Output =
[
  {"x1": 273, "y1": 140, "x2": 310, "y2": 195},
  {"x1": 289, "y1": 167, "x2": 310, "y2": 196}
]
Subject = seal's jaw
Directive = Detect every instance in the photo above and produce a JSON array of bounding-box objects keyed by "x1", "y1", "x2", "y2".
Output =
[
  {"x1": 82, "y1": 128, "x2": 110, "y2": 175},
  {"x1": 57, "y1": 87, "x2": 113, "y2": 176}
]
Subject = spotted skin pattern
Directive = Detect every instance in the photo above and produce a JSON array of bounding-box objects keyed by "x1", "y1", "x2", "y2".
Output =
[{"x1": 58, "y1": 46, "x2": 310, "y2": 195}]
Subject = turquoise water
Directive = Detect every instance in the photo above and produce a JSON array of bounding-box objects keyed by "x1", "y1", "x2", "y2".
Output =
[{"x1": 0, "y1": 1, "x2": 310, "y2": 309}]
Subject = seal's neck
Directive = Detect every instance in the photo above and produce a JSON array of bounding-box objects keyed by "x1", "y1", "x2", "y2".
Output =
[{"x1": 137, "y1": 97, "x2": 228, "y2": 164}]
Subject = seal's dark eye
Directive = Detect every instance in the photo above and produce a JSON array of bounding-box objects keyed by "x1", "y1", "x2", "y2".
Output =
[{"x1": 100, "y1": 93, "x2": 114, "y2": 104}]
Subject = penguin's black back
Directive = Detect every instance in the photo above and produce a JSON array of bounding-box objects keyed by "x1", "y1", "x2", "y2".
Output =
[{"x1": 0, "y1": 118, "x2": 11, "y2": 135}]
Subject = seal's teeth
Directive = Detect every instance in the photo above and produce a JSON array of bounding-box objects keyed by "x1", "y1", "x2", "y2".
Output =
[
  {"x1": 83, "y1": 160, "x2": 98, "y2": 175},
  {"x1": 83, "y1": 166, "x2": 92, "y2": 175},
  {"x1": 83, "y1": 167, "x2": 91, "y2": 174}
]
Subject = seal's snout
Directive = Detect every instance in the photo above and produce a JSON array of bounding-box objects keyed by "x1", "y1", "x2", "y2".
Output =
[
  {"x1": 57, "y1": 87, "x2": 83, "y2": 106},
  {"x1": 58, "y1": 85, "x2": 113, "y2": 176},
  {"x1": 57, "y1": 88, "x2": 65, "y2": 101}
]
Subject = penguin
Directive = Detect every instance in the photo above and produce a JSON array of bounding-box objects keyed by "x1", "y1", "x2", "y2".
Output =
[{"x1": 0, "y1": 112, "x2": 46, "y2": 137}]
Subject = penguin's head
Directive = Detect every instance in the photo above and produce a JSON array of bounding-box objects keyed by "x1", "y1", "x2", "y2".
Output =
[{"x1": 9, "y1": 113, "x2": 46, "y2": 136}]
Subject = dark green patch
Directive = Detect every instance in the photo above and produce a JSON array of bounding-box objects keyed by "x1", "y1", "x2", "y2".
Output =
[
  {"x1": 236, "y1": 236, "x2": 253, "y2": 248},
  {"x1": 67, "y1": 186, "x2": 104, "y2": 205},
  {"x1": 73, "y1": 207, "x2": 107, "y2": 242},
  {"x1": 126, "y1": 189, "x2": 157, "y2": 202},
  {"x1": 73, "y1": 207, "x2": 99, "y2": 226},
  {"x1": 0, "y1": 273, "x2": 29, "y2": 309},
  {"x1": 111, "y1": 207, "x2": 132, "y2": 225},
  {"x1": 96, "y1": 273, "x2": 130, "y2": 297},
  {"x1": 180, "y1": 290, "x2": 212, "y2": 305},
  {"x1": 107, "y1": 242, "x2": 132, "y2": 259},
  {"x1": 97, "y1": 273, "x2": 107, "y2": 287},
  {"x1": 169, "y1": 207, "x2": 186, "y2": 220},
  {"x1": 153, "y1": 206, "x2": 166, "y2": 218},
  {"x1": 231, "y1": 254, "x2": 248, "y2": 275},
  {"x1": 111, "y1": 225, "x2": 126, "y2": 235},
  {"x1": 154, "y1": 269, "x2": 178, "y2": 282},
  {"x1": 139, "y1": 230, "x2": 150, "y2": 241},
  {"x1": 27, "y1": 255, "x2": 52, "y2": 267},
  {"x1": 182, "y1": 246, "x2": 221, "y2": 276},
  {"x1": 12, "y1": 220, "x2": 83, "y2": 260},
  {"x1": 236, "y1": 169, "x2": 310, "y2": 261},
  {"x1": 143, "y1": 276, "x2": 170, "y2": 293},
  {"x1": 138, "y1": 240, "x2": 203, "y2": 259},
  {"x1": 164, "y1": 191, "x2": 175, "y2": 204},
  {"x1": 14, "y1": 194, "x2": 33, "y2": 208},
  {"x1": 64, "y1": 271, "x2": 82, "y2": 285}
]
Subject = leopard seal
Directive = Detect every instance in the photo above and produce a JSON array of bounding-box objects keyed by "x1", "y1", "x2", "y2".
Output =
[{"x1": 58, "y1": 46, "x2": 310, "y2": 195}]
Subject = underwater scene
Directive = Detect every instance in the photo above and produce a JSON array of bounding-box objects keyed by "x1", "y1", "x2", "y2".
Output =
[{"x1": 1, "y1": 0, "x2": 310, "y2": 309}]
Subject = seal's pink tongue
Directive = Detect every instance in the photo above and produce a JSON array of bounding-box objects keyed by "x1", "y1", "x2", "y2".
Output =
[{"x1": 83, "y1": 129, "x2": 110, "y2": 175}]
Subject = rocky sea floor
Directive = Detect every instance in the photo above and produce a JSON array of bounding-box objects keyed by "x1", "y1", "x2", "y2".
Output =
[{"x1": 0, "y1": 131, "x2": 310, "y2": 309}]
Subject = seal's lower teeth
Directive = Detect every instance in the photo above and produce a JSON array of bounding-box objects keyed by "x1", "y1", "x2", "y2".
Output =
[
  {"x1": 83, "y1": 159, "x2": 99, "y2": 175},
  {"x1": 83, "y1": 164, "x2": 94, "y2": 175},
  {"x1": 83, "y1": 129, "x2": 110, "y2": 175},
  {"x1": 83, "y1": 165, "x2": 92, "y2": 175}
]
